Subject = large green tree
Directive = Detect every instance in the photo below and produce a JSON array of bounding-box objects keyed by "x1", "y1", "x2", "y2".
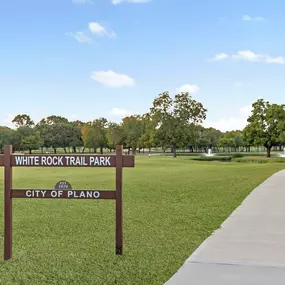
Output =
[
  {"x1": 217, "y1": 130, "x2": 244, "y2": 152},
  {"x1": 0, "y1": 127, "x2": 15, "y2": 152},
  {"x1": 121, "y1": 115, "x2": 144, "y2": 155},
  {"x1": 16, "y1": 126, "x2": 43, "y2": 154},
  {"x1": 69, "y1": 121, "x2": 84, "y2": 152},
  {"x1": 150, "y1": 91, "x2": 207, "y2": 157},
  {"x1": 139, "y1": 113, "x2": 157, "y2": 153},
  {"x1": 243, "y1": 99, "x2": 285, "y2": 157},
  {"x1": 84, "y1": 118, "x2": 108, "y2": 154},
  {"x1": 106, "y1": 122, "x2": 123, "y2": 151},
  {"x1": 194, "y1": 127, "x2": 222, "y2": 152},
  {"x1": 35, "y1": 116, "x2": 79, "y2": 153},
  {"x1": 12, "y1": 114, "x2": 34, "y2": 128}
]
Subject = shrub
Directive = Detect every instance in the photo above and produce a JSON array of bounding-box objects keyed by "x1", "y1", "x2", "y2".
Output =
[
  {"x1": 231, "y1": 153, "x2": 244, "y2": 158},
  {"x1": 193, "y1": 156, "x2": 232, "y2": 162},
  {"x1": 233, "y1": 157, "x2": 285, "y2": 164}
]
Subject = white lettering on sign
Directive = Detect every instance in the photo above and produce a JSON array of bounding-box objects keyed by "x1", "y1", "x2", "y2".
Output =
[
  {"x1": 94, "y1": 191, "x2": 100, "y2": 198},
  {"x1": 25, "y1": 190, "x2": 47, "y2": 198},
  {"x1": 65, "y1": 156, "x2": 88, "y2": 166},
  {"x1": 15, "y1": 156, "x2": 40, "y2": 166},
  {"x1": 24, "y1": 190, "x2": 101, "y2": 198},
  {"x1": 67, "y1": 191, "x2": 101, "y2": 199},
  {"x1": 89, "y1": 156, "x2": 111, "y2": 166},
  {"x1": 70, "y1": 157, "x2": 75, "y2": 165},
  {"x1": 41, "y1": 156, "x2": 63, "y2": 166},
  {"x1": 14, "y1": 156, "x2": 112, "y2": 166}
]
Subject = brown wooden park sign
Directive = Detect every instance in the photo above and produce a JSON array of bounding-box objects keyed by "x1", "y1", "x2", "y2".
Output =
[{"x1": 0, "y1": 145, "x2": 134, "y2": 260}]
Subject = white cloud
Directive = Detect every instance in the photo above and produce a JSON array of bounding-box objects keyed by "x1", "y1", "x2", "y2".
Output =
[
  {"x1": 204, "y1": 105, "x2": 252, "y2": 132},
  {"x1": 91, "y1": 70, "x2": 136, "y2": 88},
  {"x1": 213, "y1": 50, "x2": 285, "y2": 64},
  {"x1": 112, "y1": 0, "x2": 151, "y2": 4},
  {"x1": 72, "y1": 0, "x2": 93, "y2": 4},
  {"x1": 176, "y1": 84, "x2": 200, "y2": 94},
  {"x1": 66, "y1": 32, "x2": 92, "y2": 43},
  {"x1": 110, "y1": 108, "x2": 132, "y2": 117},
  {"x1": 242, "y1": 15, "x2": 265, "y2": 21},
  {"x1": 214, "y1": 53, "x2": 229, "y2": 61},
  {"x1": 88, "y1": 22, "x2": 116, "y2": 38},
  {"x1": 66, "y1": 22, "x2": 115, "y2": 44}
]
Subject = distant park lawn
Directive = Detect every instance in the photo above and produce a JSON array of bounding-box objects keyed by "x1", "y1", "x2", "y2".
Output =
[{"x1": 0, "y1": 156, "x2": 285, "y2": 284}]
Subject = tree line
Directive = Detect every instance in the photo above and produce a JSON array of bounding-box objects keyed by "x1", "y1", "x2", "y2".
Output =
[{"x1": 1, "y1": 92, "x2": 285, "y2": 157}]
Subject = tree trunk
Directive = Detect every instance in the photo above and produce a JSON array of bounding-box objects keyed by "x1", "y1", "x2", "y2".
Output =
[
  {"x1": 172, "y1": 144, "x2": 177, "y2": 158},
  {"x1": 149, "y1": 147, "x2": 151, "y2": 153},
  {"x1": 73, "y1": 146, "x2": 76, "y2": 153},
  {"x1": 53, "y1": 148, "x2": 57, "y2": 154},
  {"x1": 266, "y1": 146, "x2": 272, "y2": 158},
  {"x1": 100, "y1": 146, "x2": 103, "y2": 154},
  {"x1": 64, "y1": 148, "x2": 67, "y2": 153},
  {"x1": 29, "y1": 149, "x2": 32, "y2": 154},
  {"x1": 132, "y1": 147, "x2": 136, "y2": 155}
]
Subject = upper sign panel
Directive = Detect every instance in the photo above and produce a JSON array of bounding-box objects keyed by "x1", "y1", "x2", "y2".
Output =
[{"x1": 6, "y1": 155, "x2": 134, "y2": 167}]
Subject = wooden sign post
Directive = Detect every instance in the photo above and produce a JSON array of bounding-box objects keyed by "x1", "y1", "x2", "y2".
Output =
[{"x1": 0, "y1": 145, "x2": 134, "y2": 260}]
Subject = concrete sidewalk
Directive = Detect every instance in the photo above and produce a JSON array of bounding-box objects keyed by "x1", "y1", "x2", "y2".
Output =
[{"x1": 165, "y1": 169, "x2": 285, "y2": 284}]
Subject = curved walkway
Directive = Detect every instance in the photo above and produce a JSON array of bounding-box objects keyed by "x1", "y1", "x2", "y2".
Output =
[{"x1": 165, "y1": 169, "x2": 285, "y2": 284}]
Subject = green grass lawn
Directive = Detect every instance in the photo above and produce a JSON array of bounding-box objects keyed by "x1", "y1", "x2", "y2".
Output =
[{"x1": 0, "y1": 156, "x2": 285, "y2": 285}]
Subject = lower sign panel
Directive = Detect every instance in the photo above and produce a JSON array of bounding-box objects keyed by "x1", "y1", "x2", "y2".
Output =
[{"x1": 12, "y1": 190, "x2": 116, "y2": 199}]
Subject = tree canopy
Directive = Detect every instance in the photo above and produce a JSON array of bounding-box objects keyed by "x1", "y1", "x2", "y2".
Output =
[
  {"x1": 150, "y1": 91, "x2": 207, "y2": 157},
  {"x1": 243, "y1": 99, "x2": 285, "y2": 157},
  {"x1": 1, "y1": 93, "x2": 285, "y2": 157}
]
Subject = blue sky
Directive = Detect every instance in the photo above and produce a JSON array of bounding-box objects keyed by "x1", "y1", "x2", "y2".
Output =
[{"x1": 1, "y1": 0, "x2": 285, "y2": 131}]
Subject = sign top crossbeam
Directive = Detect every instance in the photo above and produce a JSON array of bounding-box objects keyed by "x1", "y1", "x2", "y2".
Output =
[{"x1": 0, "y1": 154, "x2": 134, "y2": 168}]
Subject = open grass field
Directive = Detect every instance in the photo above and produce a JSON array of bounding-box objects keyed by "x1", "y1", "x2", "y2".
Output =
[{"x1": 1, "y1": 156, "x2": 285, "y2": 284}]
